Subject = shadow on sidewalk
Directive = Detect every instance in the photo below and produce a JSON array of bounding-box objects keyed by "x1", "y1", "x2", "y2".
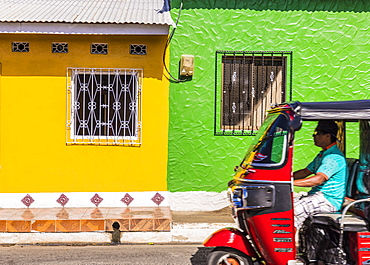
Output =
[{"x1": 190, "y1": 247, "x2": 213, "y2": 265}]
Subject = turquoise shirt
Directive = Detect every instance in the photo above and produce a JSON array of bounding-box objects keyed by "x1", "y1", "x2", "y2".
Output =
[{"x1": 306, "y1": 144, "x2": 347, "y2": 210}]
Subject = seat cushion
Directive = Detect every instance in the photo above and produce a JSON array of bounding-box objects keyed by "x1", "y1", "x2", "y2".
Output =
[{"x1": 312, "y1": 212, "x2": 368, "y2": 232}]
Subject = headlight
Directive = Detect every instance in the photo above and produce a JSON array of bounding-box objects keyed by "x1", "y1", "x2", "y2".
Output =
[
  {"x1": 230, "y1": 188, "x2": 248, "y2": 208},
  {"x1": 229, "y1": 184, "x2": 275, "y2": 210}
]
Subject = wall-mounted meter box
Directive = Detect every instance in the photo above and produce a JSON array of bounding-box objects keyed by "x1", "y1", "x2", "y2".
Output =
[{"x1": 180, "y1": 55, "x2": 194, "y2": 76}]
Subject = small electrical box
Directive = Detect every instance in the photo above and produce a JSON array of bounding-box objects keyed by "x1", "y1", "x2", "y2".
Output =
[{"x1": 180, "y1": 54, "x2": 194, "y2": 76}]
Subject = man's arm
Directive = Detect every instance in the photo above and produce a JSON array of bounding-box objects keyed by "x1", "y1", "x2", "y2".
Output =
[
  {"x1": 293, "y1": 172, "x2": 327, "y2": 187},
  {"x1": 293, "y1": 168, "x2": 312, "y2": 180}
]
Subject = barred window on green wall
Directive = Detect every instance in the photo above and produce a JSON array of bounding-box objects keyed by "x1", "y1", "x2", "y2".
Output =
[
  {"x1": 215, "y1": 51, "x2": 292, "y2": 136},
  {"x1": 66, "y1": 68, "x2": 142, "y2": 145}
]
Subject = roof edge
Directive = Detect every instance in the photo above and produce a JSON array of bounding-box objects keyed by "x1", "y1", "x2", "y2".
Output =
[{"x1": 0, "y1": 22, "x2": 170, "y2": 35}]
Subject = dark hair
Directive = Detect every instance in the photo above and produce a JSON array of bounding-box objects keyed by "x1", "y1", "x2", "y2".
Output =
[
  {"x1": 316, "y1": 120, "x2": 338, "y2": 143},
  {"x1": 328, "y1": 133, "x2": 337, "y2": 143}
]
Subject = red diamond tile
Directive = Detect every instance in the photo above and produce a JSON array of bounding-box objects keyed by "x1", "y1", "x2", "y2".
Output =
[
  {"x1": 151, "y1": 192, "x2": 165, "y2": 206},
  {"x1": 91, "y1": 193, "x2": 103, "y2": 207},
  {"x1": 121, "y1": 193, "x2": 134, "y2": 206},
  {"x1": 21, "y1": 194, "x2": 34, "y2": 207},
  {"x1": 56, "y1": 194, "x2": 69, "y2": 207}
]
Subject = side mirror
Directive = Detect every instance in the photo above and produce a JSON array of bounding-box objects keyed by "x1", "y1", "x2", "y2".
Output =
[{"x1": 290, "y1": 116, "x2": 302, "y2": 131}]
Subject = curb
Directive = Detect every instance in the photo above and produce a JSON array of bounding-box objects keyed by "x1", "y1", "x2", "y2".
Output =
[{"x1": 0, "y1": 222, "x2": 237, "y2": 245}]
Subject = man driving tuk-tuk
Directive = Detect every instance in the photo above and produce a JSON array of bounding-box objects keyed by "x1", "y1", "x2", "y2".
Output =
[
  {"x1": 204, "y1": 100, "x2": 370, "y2": 265},
  {"x1": 293, "y1": 120, "x2": 347, "y2": 231}
]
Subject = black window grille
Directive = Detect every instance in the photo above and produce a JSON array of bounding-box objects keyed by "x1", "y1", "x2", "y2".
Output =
[
  {"x1": 91, "y1": 43, "x2": 108, "y2": 54},
  {"x1": 52, "y1": 42, "x2": 68, "y2": 53},
  {"x1": 214, "y1": 51, "x2": 293, "y2": 136},
  {"x1": 130, "y1": 44, "x2": 147, "y2": 55},
  {"x1": 12, "y1": 42, "x2": 29, "y2": 52}
]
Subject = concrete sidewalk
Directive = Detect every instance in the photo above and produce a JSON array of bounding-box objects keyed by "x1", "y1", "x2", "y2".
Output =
[{"x1": 0, "y1": 207, "x2": 237, "y2": 245}]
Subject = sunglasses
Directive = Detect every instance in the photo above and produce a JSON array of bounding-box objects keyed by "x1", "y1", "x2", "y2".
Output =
[{"x1": 312, "y1": 130, "x2": 328, "y2": 137}]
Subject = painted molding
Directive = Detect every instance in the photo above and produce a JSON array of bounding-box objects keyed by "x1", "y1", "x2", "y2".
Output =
[{"x1": 0, "y1": 22, "x2": 170, "y2": 35}]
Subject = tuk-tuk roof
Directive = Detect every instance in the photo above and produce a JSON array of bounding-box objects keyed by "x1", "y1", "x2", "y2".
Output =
[{"x1": 295, "y1": 100, "x2": 370, "y2": 120}]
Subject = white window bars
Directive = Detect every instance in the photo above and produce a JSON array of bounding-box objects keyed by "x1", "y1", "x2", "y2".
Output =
[{"x1": 66, "y1": 68, "x2": 142, "y2": 145}]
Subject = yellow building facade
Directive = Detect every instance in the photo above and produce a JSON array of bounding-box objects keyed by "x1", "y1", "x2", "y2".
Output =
[{"x1": 0, "y1": 33, "x2": 170, "y2": 207}]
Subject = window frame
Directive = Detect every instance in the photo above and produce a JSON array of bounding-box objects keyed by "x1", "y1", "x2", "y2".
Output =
[
  {"x1": 66, "y1": 67, "x2": 143, "y2": 145},
  {"x1": 214, "y1": 51, "x2": 293, "y2": 136},
  {"x1": 250, "y1": 114, "x2": 290, "y2": 168}
]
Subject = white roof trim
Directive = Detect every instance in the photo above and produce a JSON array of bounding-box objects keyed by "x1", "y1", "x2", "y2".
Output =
[
  {"x1": 0, "y1": 22, "x2": 170, "y2": 35},
  {"x1": 0, "y1": 0, "x2": 175, "y2": 26}
]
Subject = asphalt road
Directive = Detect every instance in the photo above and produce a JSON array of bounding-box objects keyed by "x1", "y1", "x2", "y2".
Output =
[{"x1": 0, "y1": 244, "x2": 213, "y2": 265}]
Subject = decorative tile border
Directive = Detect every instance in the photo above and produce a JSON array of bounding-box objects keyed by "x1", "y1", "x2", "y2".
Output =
[
  {"x1": 7, "y1": 220, "x2": 31, "y2": 232},
  {"x1": 0, "y1": 220, "x2": 6, "y2": 232},
  {"x1": 0, "y1": 207, "x2": 171, "y2": 233},
  {"x1": 32, "y1": 220, "x2": 56, "y2": 232},
  {"x1": 0, "y1": 191, "x2": 230, "y2": 211},
  {"x1": 0, "y1": 192, "x2": 169, "y2": 208},
  {"x1": 81, "y1": 219, "x2": 105, "y2": 232}
]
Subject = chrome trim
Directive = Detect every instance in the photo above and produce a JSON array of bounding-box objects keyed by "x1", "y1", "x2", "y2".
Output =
[{"x1": 230, "y1": 184, "x2": 276, "y2": 210}]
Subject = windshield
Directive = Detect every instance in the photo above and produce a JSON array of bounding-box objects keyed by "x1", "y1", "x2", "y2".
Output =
[{"x1": 241, "y1": 113, "x2": 290, "y2": 168}]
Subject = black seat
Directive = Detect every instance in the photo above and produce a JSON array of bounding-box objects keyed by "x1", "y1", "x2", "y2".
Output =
[
  {"x1": 311, "y1": 212, "x2": 368, "y2": 232},
  {"x1": 346, "y1": 158, "x2": 360, "y2": 199}
]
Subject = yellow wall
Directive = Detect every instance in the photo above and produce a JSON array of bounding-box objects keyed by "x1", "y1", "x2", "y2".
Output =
[{"x1": 0, "y1": 34, "x2": 169, "y2": 193}]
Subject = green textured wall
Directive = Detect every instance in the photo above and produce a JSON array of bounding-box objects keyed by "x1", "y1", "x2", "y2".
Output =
[{"x1": 168, "y1": 0, "x2": 370, "y2": 192}]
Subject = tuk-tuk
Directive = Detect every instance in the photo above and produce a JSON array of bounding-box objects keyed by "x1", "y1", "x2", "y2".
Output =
[{"x1": 204, "y1": 100, "x2": 370, "y2": 265}]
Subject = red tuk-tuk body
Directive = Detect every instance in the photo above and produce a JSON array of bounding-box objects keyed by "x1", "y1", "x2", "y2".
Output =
[{"x1": 204, "y1": 100, "x2": 370, "y2": 265}]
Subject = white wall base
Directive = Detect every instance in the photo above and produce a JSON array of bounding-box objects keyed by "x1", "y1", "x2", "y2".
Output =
[{"x1": 169, "y1": 191, "x2": 230, "y2": 211}]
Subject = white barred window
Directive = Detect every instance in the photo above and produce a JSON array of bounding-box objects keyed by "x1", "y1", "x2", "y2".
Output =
[
  {"x1": 66, "y1": 68, "x2": 142, "y2": 145},
  {"x1": 214, "y1": 51, "x2": 292, "y2": 136}
]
